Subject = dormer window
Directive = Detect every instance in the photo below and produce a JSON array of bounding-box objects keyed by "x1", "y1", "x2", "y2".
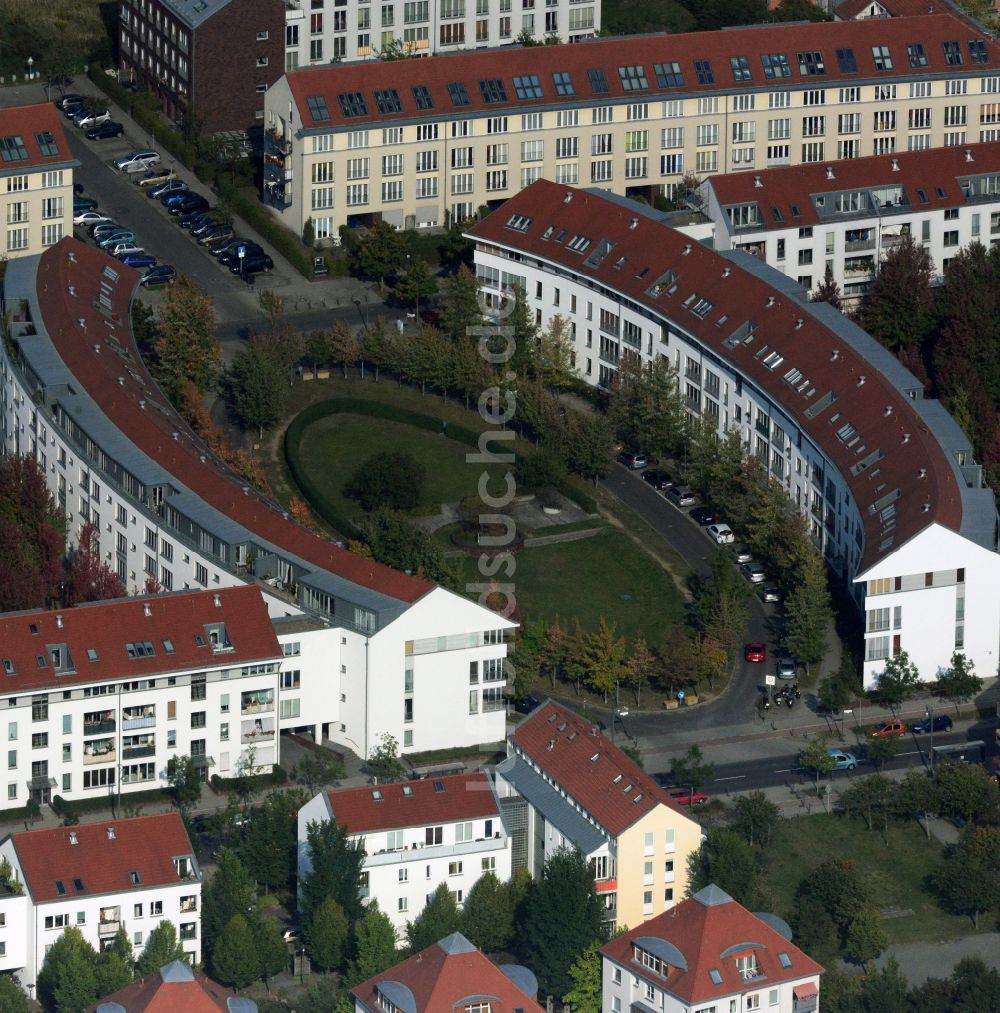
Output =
[
  {"x1": 633, "y1": 944, "x2": 667, "y2": 978},
  {"x1": 735, "y1": 953, "x2": 761, "y2": 980}
]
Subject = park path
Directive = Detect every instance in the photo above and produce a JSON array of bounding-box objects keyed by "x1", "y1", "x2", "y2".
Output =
[{"x1": 875, "y1": 933, "x2": 1000, "y2": 985}]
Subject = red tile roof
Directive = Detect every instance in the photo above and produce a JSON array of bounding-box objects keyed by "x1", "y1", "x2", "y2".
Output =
[
  {"x1": 0, "y1": 585, "x2": 279, "y2": 693},
  {"x1": 9, "y1": 812, "x2": 196, "y2": 903},
  {"x1": 352, "y1": 932, "x2": 543, "y2": 1012},
  {"x1": 705, "y1": 140, "x2": 1000, "y2": 229},
  {"x1": 286, "y1": 11, "x2": 999, "y2": 130},
  {"x1": 508, "y1": 701, "x2": 687, "y2": 836},
  {"x1": 326, "y1": 772, "x2": 500, "y2": 834},
  {"x1": 0, "y1": 103, "x2": 76, "y2": 171},
  {"x1": 601, "y1": 885, "x2": 823, "y2": 1004},
  {"x1": 88, "y1": 964, "x2": 236, "y2": 1012},
  {"x1": 468, "y1": 180, "x2": 963, "y2": 570},
  {"x1": 31, "y1": 239, "x2": 431, "y2": 605}
]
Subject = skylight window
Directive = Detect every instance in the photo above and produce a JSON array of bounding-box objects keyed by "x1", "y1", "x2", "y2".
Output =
[
  {"x1": 129, "y1": 870, "x2": 142, "y2": 885},
  {"x1": 506, "y1": 213, "x2": 532, "y2": 232},
  {"x1": 162, "y1": 639, "x2": 174, "y2": 654},
  {"x1": 479, "y1": 77, "x2": 508, "y2": 103},
  {"x1": 761, "y1": 53, "x2": 790, "y2": 79},
  {"x1": 654, "y1": 62, "x2": 684, "y2": 87},
  {"x1": 0, "y1": 135, "x2": 28, "y2": 162},
  {"x1": 73, "y1": 878, "x2": 84, "y2": 892},
  {"x1": 778, "y1": 952, "x2": 792, "y2": 968},
  {"x1": 338, "y1": 91, "x2": 368, "y2": 118},
  {"x1": 772, "y1": 207, "x2": 784, "y2": 222},
  {"x1": 371, "y1": 789, "x2": 383, "y2": 800},
  {"x1": 306, "y1": 95, "x2": 330, "y2": 121},
  {"x1": 797, "y1": 50, "x2": 825, "y2": 76},
  {"x1": 125, "y1": 641, "x2": 155, "y2": 659},
  {"x1": 943, "y1": 40, "x2": 963, "y2": 66},
  {"x1": 907, "y1": 42, "x2": 927, "y2": 67},
  {"x1": 542, "y1": 225, "x2": 554, "y2": 240},
  {"x1": 969, "y1": 39, "x2": 989, "y2": 64},
  {"x1": 552, "y1": 71, "x2": 574, "y2": 96},
  {"x1": 709, "y1": 969, "x2": 723, "y2": 985},
  {"x1": 762, "y1": 351, "x2": 784, "y2": 370},
  {"x1": 871, "y1": 45, "x2": 893, "y2": 71},
  {"x1": 566, "y1": 234, "x2": 592, "y2": 252},
  {"x1": 730, "y1": 55, "x2": 751, "y2": 82},
  {"x1": 447, "y1": 81, "x2": 470, "y2": 106},
  {"x1": 916, "y1": 188, "x2": 929, "y2": 203},
  {"x1": 694, "y1": 59, "x2": 714, "y2": 84},
  {"x1": 2, "y1": 660, "x2": 12, "y2": 675},
  {"x1": 587, "y1": 68, "x2": 609, "y2": 93},
  {"x1": 433, "y1": 780, "x2": 445, "y2": 793},
  {"x1": 403, "y1": 785, "x2": 413, "y2": 796},
  {"x1": 55, "y1": 880, "x2": 66, "y2": 895},
  {"x1": 36, "y1": 655, "x2": 47, "y2": 669},
  {"x1": 836, "y1": 47, "x2": 857, "y2": 73},
  {"x1": 35, "y1": 131, "x2": 59, "y2": 156},
  {"x1": 513, "y1": 74, "x2": 543, "y2": 99},
  {"x1": 373, "y1": 88, "x2": 402, "y2": 113},
  {"x1": 619, "y1": 65, "x2": 648, "y2": 90},
  {"x1": 411, "y1": 84, "x2": 434, "y2": 110}
]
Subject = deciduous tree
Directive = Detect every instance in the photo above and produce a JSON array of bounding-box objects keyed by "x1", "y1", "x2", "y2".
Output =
[
  {"x1": 688, "y1": 829, "x2": 761, "y2": 908},
  {"x1": 354, "y1": 221, "x2": 407, "y2": 292},
  {"x1": 36, "y1": 925, "x2": 100, "y2": 1013},
  {"x1": 136, "y1": 920, "x2": 184, "y2": 976},
  {"x1": 669, "y1": 744, "x2": 715, "y2": 791},
  {"x1": 301, "y1": 817, "x2": 367, "y2": 927},
  {"x1": 0, "y1": 974, "x2": 30, "y2": 1012},
  {"x1": 229, "y1": 334, "x2": 290, "y2": 438},
  {"x1": 240, "y1": 789, "x2": 306, "y2": 893},
  {"x1": 439, "y1": 266, "x2": 482, "y2": 342},
  {"x1": 812, "y1": 268, "x2": 843, "y2": 311},
  {"x1": 842, "y1": 774, "x2": 894, "y2": 832},
  {"x1": 201, "y1": 849, "x2": 255, "y2": 959},
  {"x1": 730, "y1": 791, "x2": 781, "y2": 848},
  {"x1": 935, "y1": 651, "x2": 983, "y2": 701},
  {"x1": 856, "y1": 235, "x2": 934, "y2": 351},
  {"x1": 799, "y1": 735, "x2": 837, "y2": 792},
  {"x1": 153, "y1": 276, "x2": 220, "y2": 402},
  {"x1": 874, "y1": 651, "x2": 920, "y2": 706},
  {"x1": 783, "y1": 550, "x2": 831, "y2": 676},
  {"x1": 461, "y1": 872, "x2": 515, "y2": 954},
  {"x1": 395, "y1": 257, "x2": 437, "y2": 315},
  {"x1": 344, "y1": 452, "x2": 426, "y2": 513},
  {"x1": 330, "y1": 321, "x2": 361, "y2": 379},
  {"x1": 348, "y1": 903, "x2": 398, "y2": 984},
  {"x1": 845, "y1": 906, "x2": 888, "y2": 968},
  {"x1": 359, "y1": 509, "x2": 458, "y2": 588},
  {"x1": 562, "y1": 941, "x2": 603, "y2": 1013},
  {"x1": 64, "y1": 519, "x2": 124, "y2": 605}
]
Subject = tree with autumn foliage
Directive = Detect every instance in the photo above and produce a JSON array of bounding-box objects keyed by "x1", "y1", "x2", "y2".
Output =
[
  {"x1": 0, "y1": 455, "x2": 66, "y2": 612},
  {"x1": 152, "y1": 276, "x2": 221, "y2": 404},
  {"x1": 812, "y1": 268, "x2": 843, "y2": 312},
  {"x1": 330, "y1": 321, "x2": 361, "y2": 379},
  {"x1": 65, "y1": 521, "x2": 124, "y2": 604}
]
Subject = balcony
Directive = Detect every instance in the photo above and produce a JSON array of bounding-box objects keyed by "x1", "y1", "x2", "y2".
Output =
[
  {"x1": 84, "y1": 717, "x2": 115, "y2": 736},
  {"x1": 98, "y1": 918, "x2": 120, "y2": 937},
  {"x1": 366, "y1": 832, "x2": 509, "y2": 868},
  {"x1": 84, "y1": 741, "x2": 115, "y2": 765},
  {"x1": 122, "y1": 715, "x2": 155, "y2": 730},
  {"x1": 241, "y1": 718, "x2": 275, "y2": 743},
  {"x1": 241, "y1": 696, "x2": 274, "y2": 715},
  {"x1": 881, "y1": 233, "x2": 909, "y2": 248},
  {"x1": 844, "y1": 237, "x2": 876, "y2": 252},
  {"x1": 594, "y1": 878, "x2": 617, "y2": 895},
  {"x1": 180, "y1": 897, "x2": 198, "y2": 913},
  {"x1": 122, "y1": 744, "x2": 155, "y2": 760}
]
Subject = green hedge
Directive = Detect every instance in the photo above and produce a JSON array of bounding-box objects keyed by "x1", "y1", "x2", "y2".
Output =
[
  {"x1": 209, "y1": 764, "x2": 287, "y2": 793},
  {"x1": 51, "y1": 787, "x2": 171, "y2": 817},
  {"x1": 0, "y1": 804, "x2": 43, "y2": 825}
]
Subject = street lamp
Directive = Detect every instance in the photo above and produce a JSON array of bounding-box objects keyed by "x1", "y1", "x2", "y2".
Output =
[
  {"x1": 26, "y1": 57, "x2": 33, "y2": 81},
  {"x1": 353, "y1": 297, "x2": 368, "y2": 332}
]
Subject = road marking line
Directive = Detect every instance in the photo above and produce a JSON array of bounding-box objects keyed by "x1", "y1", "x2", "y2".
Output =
[{"x1": 714, "y1": 775, "x2": 745, "y2": 782}]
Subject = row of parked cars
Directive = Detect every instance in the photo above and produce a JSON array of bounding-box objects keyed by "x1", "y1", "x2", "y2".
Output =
[{"x1": 55, "y1": 92, "x2": 124, "y2": 140}]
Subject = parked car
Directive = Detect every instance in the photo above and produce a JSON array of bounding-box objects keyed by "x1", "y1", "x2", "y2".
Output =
[
  {"x1": 732, "y1": 544, "x2": 752, "y2": 564},
  {"x1": 72, "y1": 196, "x2": 98, "y2": 214},
  {"x1": 707, "y1": 523, "x2": 734, "y2": 544},
  {"x1": 149, "y1": 179, "x2": 188, "y2": 200},
  {"x1": 73, "y1": 210, "x2": 111, "y2": 227},
  {"x1": 690, "y1": 507, "x2": 715, "y2": 527},
  {"x1": 139, "y1": 265, "x2": 177, "y2": 288},
  {"x1": 98, "y1": 230, "x2": 137, "y2": 250},
  {"x1": 119, "y1": 252, "x2": 156, "y2": 269},
  {"x1": 667, "y1": 486, "x2": 697, "y2": 507},
  {"x1": 667, "y1": 787, "x2": 708, "y2": 806},
  {"x1": 162, "y1": 190, "x2": 196, "y2": 208},
  {"x1": 776, "y1": 656, "x2": 796, "y2": 680},
  {"x1": 911, "y1": 714, "x2": 954, "y2": 734},
  {"x1": 740, "y1": 561, "x2": 766, "y2": 583},
  {"x1": 136, "y1": 168, "x2": 177, "y2": 189},
  {"x1": 114, "y1": 150, "x2": 161, "y2": 173},
  {"x1": 218, "y1": 243, "x2": 263, "y2": 267},
  {"x1": 640, "y1": 469, "x2": 673, "y2": 491},
  {"x1": 869, "y1": 719, "x2": 907, "y2": 738},
  {"x1": 108, "y1": 242, "x2": 144, "y2": 258},
  {"x1": 75, "y1": 110, "x2": 111, "y2": 130},
  {"x1": 509, "y1": 695, "x2": 541, "y2": 715},
  {"x1": 196, "y1": 224, "x2": 235, "y2": 246},
  {"x1": 207, "y1": 237, "x2": 247, "y2": 258},
  {"x1": 168, "y1": 194, "x2": 210, "y2": 216},
  {"x1": 91, "y1": 222, "x2": 124, "y2": 241},
  {"x1": 85, "y1": 120, "x2": 124, "y2": 140},
  {"x1": 61, "y1": 100, "x2": 87, "y2": 119},
  {"x1": 744, "y1": 642, "x2": 766, "y2": 663},
  {"x1": 55, "y1": 93, "x2": 86, "y2": 111},
  {"x1": 230, "y1": 252, "x2": 274, "y2": 275},
  {"x1": 760, "y1": 583, "x2": 782, "y2": 603},
  {"x1": 191, "y1": 216, "x2": 223, "y2": 238},
  {"x1": 825, "y1": 749, "x2": 858, "y2": 771},
  {"x1": 618, "y1": 450, "x2": 648, "y2": 470},
  {"x1": 178, "y1": 209, "x2": 213, "y2": 230}
]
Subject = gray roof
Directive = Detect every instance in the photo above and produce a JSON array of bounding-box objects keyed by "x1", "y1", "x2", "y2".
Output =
[
  {"x1": 635, "y1": 935, "x2": 688, "y2": 971},
  {"x1": 159, "y1": 960, "x2": 194, "y2": 983},
  {"x1": 226, "y1": 999, "x2": 259, "y2": 1013},
  {"x1": 160, "y1": 0, "x2": 234, "y2": 29},
  {"x1": 500, "y1": 964, "x2": 539, "y2": 998},
  {"x1": 377, "y1": 981, "x2": 416, "y2": 1013},
  {"x1": 438, "y1": 932, "x2": 476, "y2": 955},
  {"x1": 495, "y1": 755, "x2": 607, "y2": 854},
  {"x1": 693, "y1": 883, "x2": 734, "y2": 907},
  {"x1": 95, "y1": 1005, "x2": 127, "y2": 1013},
  {"x1": 754, "y1": 912, "x2": 793, "y2": 941}
]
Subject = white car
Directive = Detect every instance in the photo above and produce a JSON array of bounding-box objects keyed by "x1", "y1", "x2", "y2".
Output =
[
  {"x1": 73, "y1": 210, "x2": 111, "y2": 227},
  {"x1": 75, "y1": 110, "x2": 110, "y2": 129},
  {"x1": 707, "y1": 523, "x2": 734, "y2": 544},
  {"x1": 108, "y1": 242, "x2": 145, "y2": 258},
  {"x1": 114, "y1": 150, "x2": 161, "y2": 173}
]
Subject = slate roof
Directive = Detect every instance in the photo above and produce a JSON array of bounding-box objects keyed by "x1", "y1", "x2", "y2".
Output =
[
  {"x1": 90, "y1": 961, "x2": 245, "y2": 1012},
  {"x1": 601, "y1": 885, "x2": 824, "y2": 1005},
  {"x1": 352, "y1": 932, "x2": 543, "y2": 1012},
  {"x1": 468, "y1": 180, "x2": 963, "y2": 571},
  {"x1": 0, "y1": 103, "x2": 77, "y2": 174},
  {"x1": 285, "y1": 10, "x2": 1000, "y2": 131},
  {"x1": 7, "y1": 812, "x2": 197, "y2": 903},
  {"x1": 0, "y1": 586, "x2": 279, "y2": 693},
  {"x1": 325, "y1": 772, "x2": 500, "y2": 834},
  {"x1": 507, "y1": 700, "x2": 689, "y2": 837}
]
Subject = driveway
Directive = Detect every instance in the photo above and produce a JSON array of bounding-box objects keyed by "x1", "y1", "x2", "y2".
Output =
[{"x1": 876, "y1": 933, "x2": 1000, "y2": 985}]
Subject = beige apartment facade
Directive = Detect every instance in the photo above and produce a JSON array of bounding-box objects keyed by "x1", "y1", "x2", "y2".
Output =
[
  {"x1": 263, "y1": 10, "x2": 1000, "y2": 238},
  {"x1": 1, "y1": 104, "x2": 76, "y2": 261}
]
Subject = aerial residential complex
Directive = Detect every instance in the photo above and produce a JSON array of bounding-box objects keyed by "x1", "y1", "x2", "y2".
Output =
[
  {"x1": 601, "y1": 885, "x2": 823, "y2": 1013},
  {"x1": 0, "y1": 813, "x2": 201, "y2": 986},
  {"x1": 495, "y1": 701, "x2": 702, "y2": 931},
  {"x1": 0, "y1": 239, "x2": 514, "y2": 776},
  {"x1": 298, "y1": 772, "x2": 512, "y2": 937},
  {"x1": 262, "y1": 8, "x2": 1000, "y2": 238},
  {"x1": 470, "y1": 180, "x2": 1000, "y2": 687},
  {"x1": 0, "y1": 105, "x2": 76, "y2": 261},
  {"x1": 696, "y1": 140, "x2": 1000, "y2": 303}
]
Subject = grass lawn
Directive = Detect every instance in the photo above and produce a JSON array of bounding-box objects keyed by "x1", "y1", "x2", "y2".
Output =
[
  {"x1": 761, "y1": 812, "x2": 986, "y2": 946},
  {"x1": 296, "y1": 413, "x2": 508, "y2": 522}
]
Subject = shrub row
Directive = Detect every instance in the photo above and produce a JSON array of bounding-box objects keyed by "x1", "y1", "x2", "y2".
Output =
[
  {"x1": 51, "y1": 787, "x2": 170, "y2": 817},
  {"x1": 209, "y1": 764, "x2": 287, "y2": 793}
]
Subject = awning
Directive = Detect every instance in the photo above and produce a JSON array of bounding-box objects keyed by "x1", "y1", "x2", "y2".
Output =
[
  {"x1": 793, "y1": 983, "x2": 818, "y2": 999},
  {"x1": 26, "y1": 776, "x2": 57, "y2": 790},
  {"x1": 191, "y1": 755, "x2": 216, "y2": 769}
]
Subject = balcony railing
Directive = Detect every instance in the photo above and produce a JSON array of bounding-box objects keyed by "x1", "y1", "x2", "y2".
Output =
[
  {"x1": 98, "y1": 919, "x2": 120, "y2": 936},
  {"x1": 84, "y1": 747, "x2": 115, "y2": 765},
  {"x1": 241, "y1": 727, "x2": 275, "y2": 743},
  {"x1": 84, "y1": 720, "x2": 115, "y2": 736},
  {"x1": 122, "y1": 715, "x2": 155, "y2": 730},
  {"x1": 844, "y1": 237, "x2": 875, "y2": 252},
  {"x1": 881, "y1": 234, "x2": 909, "y2": 248},
  {"x1": 367, "y1": 833, "x2": 509, "y2": 868},
  {"x1": 123, "y1": 744, "x2": 155, "y2": 759},
  {"x1": 241, "y1": 701, "x2": 274, "y2": 715}
]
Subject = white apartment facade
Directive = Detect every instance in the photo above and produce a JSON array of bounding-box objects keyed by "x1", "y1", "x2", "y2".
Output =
[
  {"x1": 282, "y1": 0, "x2": 597, "y2": 70},
  {"x1": 0, "y1": 239, "x2": 513, "y2": 768},
  {"x1": 601, "y1": 885, "x2": 823, "y2": 1013},
  {"x1": 0, "y1": 104, "x2": 76, "y2": 262},
  {"x1": 697, "y1": 140, "x2": 1000, "y2": 302},
  {"x1": 263, "y1": 10, "x2": 1000, "y2": 239},
  {"x1": 0, "y1": 813, "x2": 201, "y2": 990},
  {"x1": 297, "y1": 772, "x2": 512, "y2": 937},
  {"x1": 470, "y1": 180, "x2": 1000, "y2": 687}
]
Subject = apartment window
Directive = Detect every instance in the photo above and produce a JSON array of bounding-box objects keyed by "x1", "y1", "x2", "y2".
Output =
[
  {"x1": 521, "y1": 139, "x2": 543, "y2": 162},
  {"x1": 802, "y1": 142, "x2": 824, "y2": 162},
  {"x1": 6, "y1": 227, "x2": 28, "y2": 252},
  {"x1": 696, "y1": 123, "x2": 718, "y2": 146},
  {"x1": 871, "y1": 45, "x2": 893, "y2": 71},
  {"x1": 696, "y1": 150, "x2": 718, "y2": 173}
]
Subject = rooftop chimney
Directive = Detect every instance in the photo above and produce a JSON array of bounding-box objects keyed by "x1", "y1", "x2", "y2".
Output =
[
  {"x1": 722, "y1": 267, "x2": 731, "y2": 278},
  {"x1": 965, "y1": 148, "x2": 974, "y2": 162},
  {"x1": 766, "y1": 295, "x2": 776, "y2": 307},
  {"x1": 826, "y1": 166, "x2": 835, "y2": 180},
  {"x1": 548, "y1": 739, "x2": 556, "y2": 751},
  {"x1": 564, "y1": 191, "x2": 573, "y2": 204},
  {"x1": 884, "y1": 405, "x2": 894, "y2": 417},
  {"x1": 682, "y1": 243, "x2": 692, "y2": 255},
  {"x1": 107, "y1": 826, "x2": 116, "y2": 840},
  {"x1": 857, "y1": 375, "x2": 867, "y2": 386},
  {"x1": 55, "y1": 613, "x2": 63, "y2": 628},
  {"x1": 69, "y1": 832, "x2": 78, "y2": 845},
  {"x1": 79, "y1": 319, "x2": 86, "y2": 330},
  {"x1": 891, "y1": 158, "x2": 899, "y2": 172},
  {"x1": 918, "y1": 468, "x2": 927, "y2": 478},
  {"x1": 171, "y1": 432, "x2": 179, "y2": 441},
  {"x1": 831, "y1": 349, "x2": 840, "y2": 361},
  {"x1": 753, "y1": 175, "x2": 762, "y2": 188},
  {"x1": 93, "y1": 344, "x2": 100, "y2": 355},
  {"x1": 68, "y1": 251, "x2": 76, "y2": 263},
  {"x1": 629, "y1": 217, "x2": 639, "y2": 230},
  {"x1": 902, "y1": 432, "x2": 911, "y2": 444},
  {"x1": 143, "y1": 602, "x2": 151, "y2": 617},
  {"x1": 67, "y1": 285, "x2": 76, "y2": 297},
  {"x1": 794, "y1": 319, "x2": 804, "y2": 330},
  {"x1": 117, "y1": 376, "x2": 125, "y2": 387}
]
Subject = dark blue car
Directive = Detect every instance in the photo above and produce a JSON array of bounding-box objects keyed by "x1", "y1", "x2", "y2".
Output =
[
  {"x1": 911, "y1": 714, "x2": 954, "y2": 734},
  {"x1": 119, "y1": 252, "x2": 157, "y2": 269}
]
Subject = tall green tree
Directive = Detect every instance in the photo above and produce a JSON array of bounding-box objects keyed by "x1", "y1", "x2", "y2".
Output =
[
  {"x1": 167, "y1": 754, "x2": 202, "y2": 814},
  {"x1": 359, "y1": 509, "x2": 458, "y2": 588},
  {"x1": 461, "y1": 872, "x2": 515, "y2": 953},
  {"x1": 153, "y1": 276, "x2": 220, "y2": 402},
  {"x1": 439, "y1": 266, "x2": 482, "y2": 341},
  {"x1": 293, "y1": 753, "x2": 345, "y2": 795},
  {"x1": 240, "y1": 789, "x2": 306, "y2": 893},
  {"x1": 799, "y1": 735, "x2": 837, "y2": 792},
  {"x1": 348, "y1": 903, "x2": 398, "y2": 984},
  {"x1": 935, "y1": 651, "x2": 983, "y2": 701},
  {"x1": 305, "y1": 897, "x2": 350, "y2": 971},
  {"x1": 0, "y1": 974, "x2": 30, "y2": 1012},
  {"x1": 856, "y1": 235, "x2": 935, "y2": 351},
  {"x1": 608, "y1": 356, "x2": 686, "y2": 461},
  {"x1": 846, "y1": 906, "x2": 888, "y2": 968},
  {"x1": 562, "y1": 941, "x2": 603, "y2": 1013},
  {"x1": 36, "y1": 926, "x2": 100, "y2": 1013},
  {"x1": 330, "y1": 321, "x2": 361, "y2": 379},
  {"x1": 866, "y1": 734, "x2": 899, "y2": 772},
  {"x1": 842, "y1": 774, "x2": 895, "y2": 832},
  {"x1": 688, "y1": 829, "x2": 761, "y2": 908},
  {"x1": 794, "y1": 858, "x2": 870, "y2": 947},
  {"x1": 301, "y1": 817, "x2": 367, "y2": 927},
  {"x1": 212, "y1": 914, "x2": 262, "y2": 989},
  {"x1": 730, "y1": 791, "x2": 781, "y2": 848},
  {"x1": 136, "y1": 920, "x2": 184, "y2": 976},
  {"x1": 783, "y1": 550, "x2": 832, "y2": 676},
  {"x1": 366, "y1": 732, "x2": 406, "y2": 782},
  {"x1": 812, "y1": 268, "x2": 843, "y2": 311},
  {"x1": 201, "y1": 848, "x2": 256, "y2": 958},
  {"x1": 354, "y1": 220, "x2": 407, "y2": 292},
  {"x1": 874, "y1": 651, "x2": 920, "y2": 706},
  {"x1": 95, "y1": 926, "x2": 134, "y2": 997},
  {"x1": 406, "y1": 883, "x2": 462, "y2": 954},
  {"x1": 255, "y1": 915, "x2": 289, "y2": 989},
  {"x1": 894, "y1": 769, "x2": 939, "y2": 837},
  {"x1": 934, "y1": 763, "x2": 1000, "y2": 824},
  {"x1": 669, "y1": 744, "x2": 715, "y2": 791},
  {"x1": 229, "y1": 334, "x2": 289, "y2": 438},
  {"x1": 395, "y1": 256, "x2": 437, "y2": 315},
  {"x1": 517, "y1": 848, "x2": 605, "y2": 997},
  {"x1": 574, "y1": 616, "x2": 628, "y2": 702}
]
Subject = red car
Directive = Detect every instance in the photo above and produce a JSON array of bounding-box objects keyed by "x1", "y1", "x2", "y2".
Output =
[
  {"x1": 744, "y1": 642, "x2": 766, "y2": 663},
  {"x1": 869, "y1": 719, "x2": 906, "y2": 738},
  {"x1": 667, "y1": 787, "x2": 708, "y2": 806}
]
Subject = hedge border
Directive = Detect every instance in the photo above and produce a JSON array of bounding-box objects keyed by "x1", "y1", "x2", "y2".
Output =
[
  {"x1": 209, "y1": 764, "x2": 287, "y2": 793},
  {"x1": 51, "y1": 787, "x2": 171, "y2": 817},
  {"x1": 284, "y1": 397, "x2": 595, "y2": 540}
]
